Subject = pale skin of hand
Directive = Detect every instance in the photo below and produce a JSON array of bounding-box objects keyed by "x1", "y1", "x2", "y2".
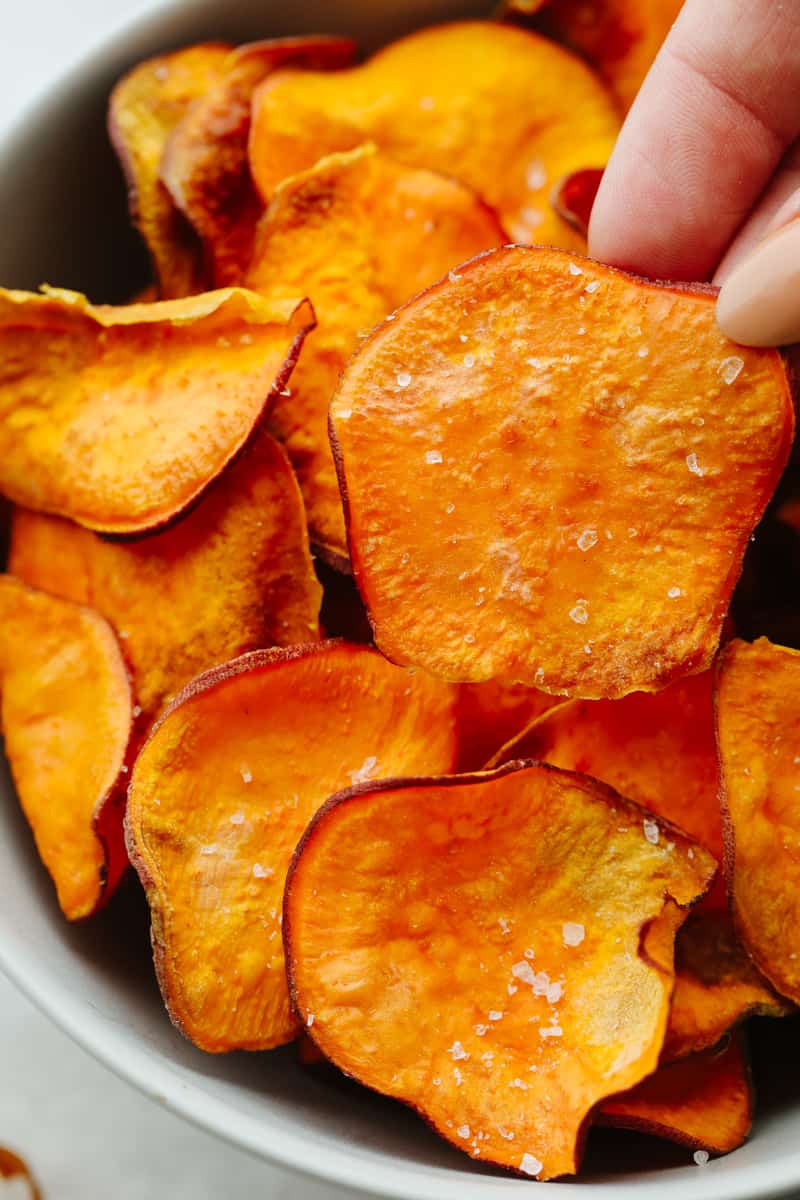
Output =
[{"x1": 588, "y1": 0, "x2": 800, "y2": 346}]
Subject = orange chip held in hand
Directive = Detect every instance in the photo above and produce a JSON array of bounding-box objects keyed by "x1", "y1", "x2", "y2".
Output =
[
  {"x1": 0, "y1": 577, "x2": 133, "y2": 920},
  {"x1": 249, "y1": 21, "x2": 620, "y2": 248},
  {"x1": 126, "y1": 641, "x2": 457, "y2": 1052},
  {"x1": 161, "y1": 36, "x2": 357, "y2": 287},
  {"x1": 331, "y1": 247, "x2": 793, "y2": 698},
  {"x1": 600, "y1": 1033, "x2": 752, "y2": 1155},
  {"x1": 245, "y1": 143, "x2": 505, "y2": 564},
  {"x1": 285, "y1": 761, "x2": 715, "y2": 1179},
  {"x1": 0, "y1": 287, "x2": 313, "y2": 534},
  {"x1": 716, "y1": 638, "x2": 800, "y2": 1005},
  {"x1": 666, "y1": 911, "x2": 791, "y2": 1063},
  {"x1": 108, "y1": 43, "x2": 230, "y2": 296},
  {"x1": 9, "y1": 432, "x2": 321, "y2": 722}
]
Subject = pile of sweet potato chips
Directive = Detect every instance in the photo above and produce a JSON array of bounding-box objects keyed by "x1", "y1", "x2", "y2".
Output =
[{"x1": 1, "y1": 4, "x2": 798, "y2": 1182}]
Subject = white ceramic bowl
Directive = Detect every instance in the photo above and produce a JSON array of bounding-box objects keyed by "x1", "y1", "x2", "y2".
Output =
[{"x1": 1, "y1": 4, "x2": 799, "y2": 1197}]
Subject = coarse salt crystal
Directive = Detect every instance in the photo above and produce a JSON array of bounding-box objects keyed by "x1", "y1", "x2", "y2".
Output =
[
  {"x1": 585, "y1": 280, "x2": 600, "y2": 294},
  {"x1": 577, "y1": 528, "x2": 598, "y2": 552},
  {"x1": 507, "y1": 983, "x2": 518, "y2": 995},
  {"x1": 520, "y1": 1153, "x2": 543, "y2": 1176},
  {"x1": 719, "y1": 356, "x2": 744, "y2": 385},
  {"x1": 539, "y1": 1021, "x2": 563, "y2": 1039},
  {"x1": 498, "y1": 1126, "x2": 515, "y2": 1141},
  {"x1": 512, "y1": 961, "x2": 537, "y2": 985},
  {"x1": 349, "y1": 755, "x2": 378, "y2": 785},
  {"x1": 252, "y1": 863, "x2": 271, "y2": 879},
  {"x1": 686, "y1": 452, "x2": 704, "y2": 477},
  {"x1": 457, "y1": 1125, "x2": 471, "y2": 1139},
  {"x1": 337, "y1": 407, "x2": 353, "y2": 420},
  {"x1": 306, "y1": 1013, "x2": 314, "y2": 1027},
  {"x1": 425, "y1": 449, "x2": 443, "y2": 465},
  {"x1": 449, "y1": 1041, "x2": 469, "y2": 1061},
  {"x1": 474, "y1": 1024, "x2": 489, "y2": 1036},
  {"x1": 569, "y1": 601, "x2": 589, "y2": 625},
  {"x1": 568, "y1": 262, "x2": 584, "y2": 276},
  {"x1": 526, "y1": 160, "x2": 547, "y2": 190},
  {"x1": 230, "y1": 812, "x2": 244, "y2": 825},
  {"x1": 132, "y1": 705, "x2": 142, "y2": 718},
  {"x1": 463, "y1": 353, "x2": 476, "y2": 368},
  {"x1": 668, "y1": 586, "x2": 682, "y2": 598},
  {"x1": 499, "y1": 916, "x2": 511, "y2": 934},
  {"x1": 510, "y1": 1077, "x2": 528, "y2": 1090},
  {"x1": 453, "y1": 1067, "x2": 463, "y2": 1086},
  {"x1": 563, "y1": 921, "x2": 585, "y2": 947},
  {"x1": 449, "y1": 270, "x2": 462, "y2": 283},
  {"x1": 693, "y1": 1150, "x2": 710, "y2": 1166},
  {"x1": 240, "y1": 765, "x2": 253, "y2": 784},
  {"x1": 488, "y1": 1010, "x2": 504, "y2": 1022},
  {"x1": 396, "y1": 371, "x2": 411, "y2": 388},
  {"x1": 524, "y1": 947, "x2": 535, "y2": 959},
  {"x1": 643, "y1": 818, "x2": 660, "y2": 845}
]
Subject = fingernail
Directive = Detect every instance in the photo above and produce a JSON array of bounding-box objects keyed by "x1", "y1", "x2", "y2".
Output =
[{"x1": 716, "y1": 218, "x2": 800, "y2": 346}]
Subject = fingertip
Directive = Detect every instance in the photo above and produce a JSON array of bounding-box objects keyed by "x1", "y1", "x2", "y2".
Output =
[{"x1": 716, "y1": 219, "x2": 800, "y2": 347}]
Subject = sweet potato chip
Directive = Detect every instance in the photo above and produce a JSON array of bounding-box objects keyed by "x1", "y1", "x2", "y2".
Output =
[
  {"x1": 161, "y1": 36, "x2": 357, "y2": 287},
  {"x1": 526, "y1": 0, "x2": 683, "y2": 112},
  {"x1": 331, "y1": 247, "x2": 793, "y2": 698},
  {"x1": 0, "y1": 287, "x2": 313, "y2": 534},
  {"x1": 716, "y1": 638, "x2": 800, "y2": 1005},
  {"x1": 490, "y1": 672, "x2": 723, "y2": 888},
  {"x1": 665, "y1": 911, "x2": 791, "y2": 1063},
  {"x1": 126, "y1": 641, "x2": 457, "y2": 1052},
  {"x1": 285, "y1": 761, "x2": 716, "y2": 1179},
  {"x1": 0, "y1": 1148, "x2": 42, "y2": 1200},
  {"x1": 109, "y1": 43, "x2": 230, "y2": 297},
  {"x1": 249, "y1": 21, "x2": 620, "y2": 248},
  {"x1": 245, "y1": 144, "x2": 505, "y2": 562},
  {"x1": 456, "y1": 678, "x2": 556, "y2": 771},
  {"x1": 9, "y1": 433, "x2": 321, "y2": 721},
  {"x1": 0, "y1": 577, "x2": 133, "y2": 919},
  {"x1": 600, "y1": 1033, "x2": 752, "y2": 1154}
]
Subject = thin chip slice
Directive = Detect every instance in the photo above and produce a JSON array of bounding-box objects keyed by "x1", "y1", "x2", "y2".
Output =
[
  {"x1": 161, "y1": 36, "x2": 356, "y2": 287},
  {"x1": 331, "y1": 247, "x2": 793, "y2": 698},
  {"x1": 249, "y1": 21, "x2": 620, "y2": 248},
  {"x1": 526, "y1": 0, "x2": 684, "y2": 112},
  {"x1": 126, "y1": 641, "x2": 457, "y2": 1052},
  {"x1": 490, "y1": 672, "x2": 724, "y2": 897},
  {"x1": 0, "y1": 287, "x2": 313, "y2": 534},
  {"x1": 108, "y1": 43, "x2": 230, "y2": 296},
  {"x1": 600, "y1": 1034, "x2": 752, "y2": 1155},
  {"x1": 0, "y1": 1148, "x2": 42, "y2": 1200},
  {"x1": 666, "y1": 911, "x2": 791, "y2": 1063},
  {"x1": 716, "y1": 638, "x2": 800, "y2": 1004},
  {"x1": 456, "y1": 678, "x2": 557, "y2": 771},
  {"x1": 9, "y1": 433, "x2": 321, "y2": 721},
  {"x1": 285, "y1": 762, "x2": 715, "y2": 1179},
  {"x1": 0, "y1": 577, "x2": 133, "y2": 919},
  {"x1": 245, "y1": 144, "x2": 505, "y2": 562}
]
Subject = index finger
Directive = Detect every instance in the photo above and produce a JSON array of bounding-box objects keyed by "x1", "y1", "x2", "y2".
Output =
[{"x1": 588, "y1": 0, "x2": 800, "y2": 281}]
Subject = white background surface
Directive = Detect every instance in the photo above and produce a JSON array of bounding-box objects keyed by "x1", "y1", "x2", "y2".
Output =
[{"x1": 0, "y1": 4, "x2": 353, "y2": 1197}]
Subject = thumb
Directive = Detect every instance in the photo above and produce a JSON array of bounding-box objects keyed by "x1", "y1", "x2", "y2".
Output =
[{"x1": 716, "y1": 181, "x2": 800, "y2": 346}]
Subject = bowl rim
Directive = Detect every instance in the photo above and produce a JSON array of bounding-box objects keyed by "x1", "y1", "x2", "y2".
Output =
[{"x1": 2, "y1": 3, "x2": 800, "y2": 1198}]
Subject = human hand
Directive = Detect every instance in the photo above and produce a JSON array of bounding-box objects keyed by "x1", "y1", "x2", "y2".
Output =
[{"x1": 587, "y1": 0, "x2": 800, "y2": 346}]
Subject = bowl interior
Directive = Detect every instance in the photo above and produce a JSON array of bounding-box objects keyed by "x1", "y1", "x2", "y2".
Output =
[{"x1": 1, "y1": 3, "x2": 799, "y2": 1197}]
